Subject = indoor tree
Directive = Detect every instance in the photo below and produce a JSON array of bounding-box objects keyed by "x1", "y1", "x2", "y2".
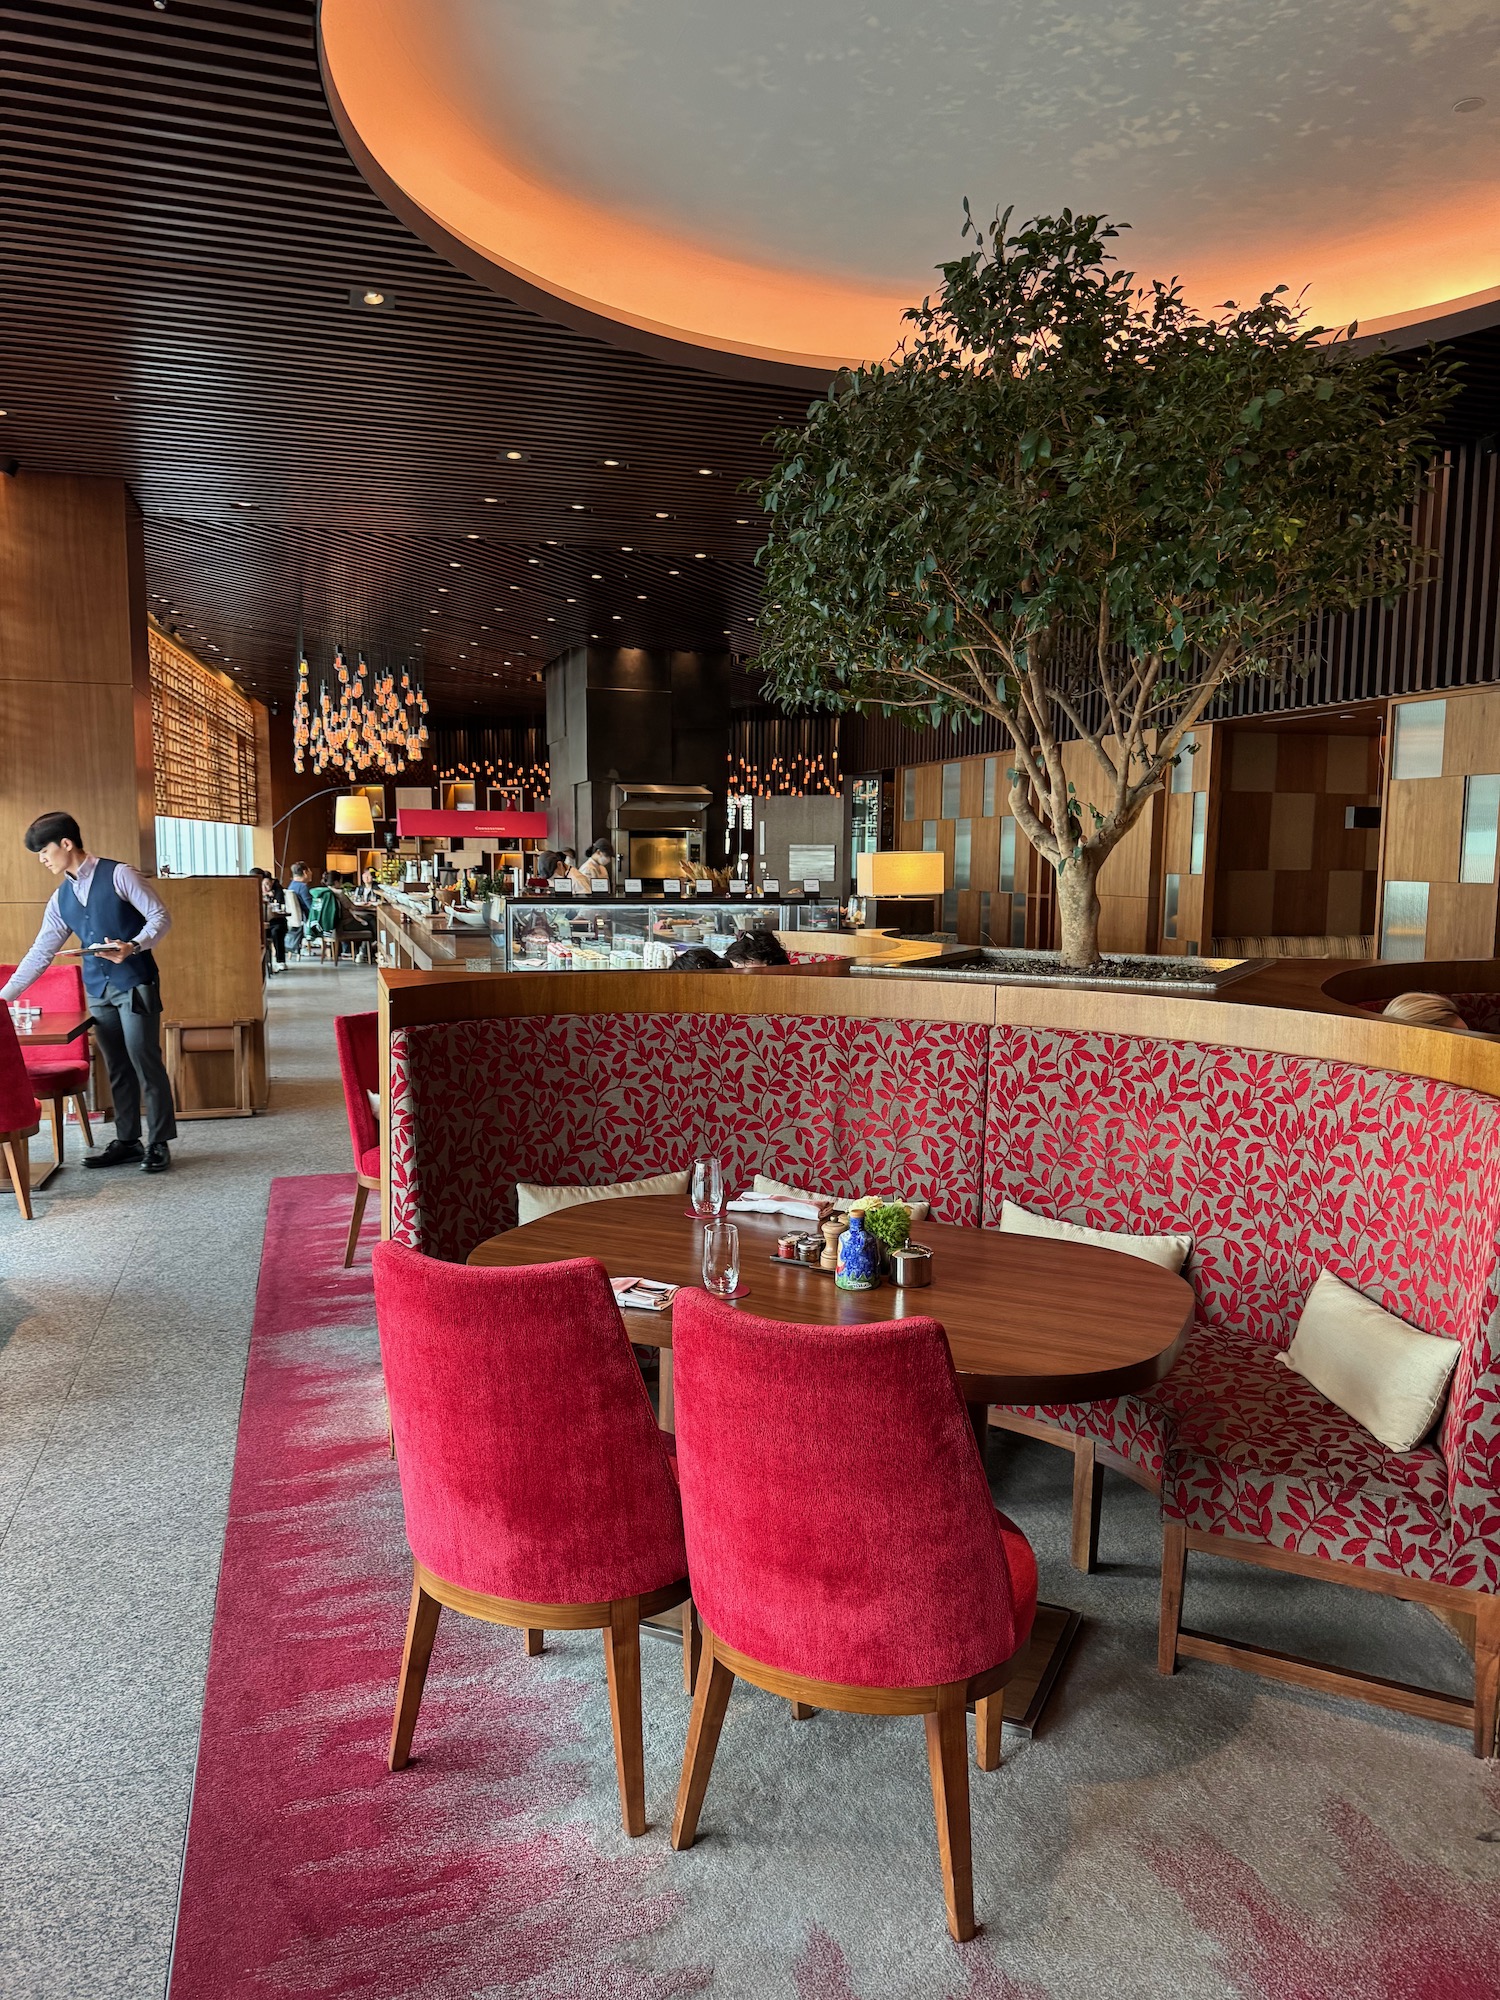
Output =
[{"x1": 755, "y1": 209, "x2": 1456, "y2": 967}]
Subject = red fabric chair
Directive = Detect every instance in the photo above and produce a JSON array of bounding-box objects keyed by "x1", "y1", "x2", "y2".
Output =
[
  {"x1": 1, "y1": 962, "x2": 94, "y2": 1172},
  {"x1": 0, "y1": 1004, "x2": 42, "y2": 1220},
  {"x1": 371, "y1": 1242, "x2": 690, "y2": 1834},
  {"x1": 668, "y1": 1290, "x2": 1038, "y2": 1941},
  {"x1": 334, "y1": 1010, "x2": 380, "y2": 1265}
]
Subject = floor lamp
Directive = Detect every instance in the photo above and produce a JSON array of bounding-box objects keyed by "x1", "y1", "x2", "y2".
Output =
[{"x1": 271, "y1": 789, "x2": 375, "y2": 879}]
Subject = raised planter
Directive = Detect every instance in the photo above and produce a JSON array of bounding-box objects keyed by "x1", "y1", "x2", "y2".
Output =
[{"x1": 851, "y1": 946, "x2": 1267, "y2": 996}]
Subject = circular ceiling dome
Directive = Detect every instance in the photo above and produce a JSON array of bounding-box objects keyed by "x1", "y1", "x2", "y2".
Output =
[{"x1": 321, "y1": 0, "x2": 1500, "y2": 381}]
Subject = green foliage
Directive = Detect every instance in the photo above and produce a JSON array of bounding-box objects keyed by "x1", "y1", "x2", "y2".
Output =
[
  {"x1": 858, "y1": 1200, "x2": 912, "y2": 1253},
  {"x1": 755, "y1": 209, "x2": 1456, "y2": 956}
]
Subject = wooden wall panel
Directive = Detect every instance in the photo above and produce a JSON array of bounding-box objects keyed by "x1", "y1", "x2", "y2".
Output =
[{"x1": 1380, "y1": 688, "x2": 1500, "y2": 958}]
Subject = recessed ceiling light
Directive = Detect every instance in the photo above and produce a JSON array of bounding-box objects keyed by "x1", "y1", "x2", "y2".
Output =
[
  {"x1": 621, "y1": 546, "x2": 633, "y2": 552},
  {"x1": 503, "y1": 449, "x2": 528, "y2": 461},
  {"x1": 232, "y1": 500, "x2": 258, "y2": 509},
  {"x1": 668, "y1": 568, "x2": 680, "y2": 575},
  {"x1": 465, "y1": 533, "x2": 479, "y2": 540},
  {"x1": 655, "y1": 512, "x2": 669, "y2": 519},
  {"x1": 736, "y1": 519, "x2": 749, "y2": 525},
  {"x1": 481, "y1": 624, "x2": 490, "y2": 630},
  {"x1": 351, "y1": 287, "x2": 395, "y2": 309},
  {"x1": 530, "y1": 633, "x2": 540, "y2": 638},
  {"x1": 428, "y1": 607, "x2": 440, "y2": 613},
  {"x1": 1455, "y1": 96, "x2": 1486, "y2": 114},
  {"x1": 603, "y1": 458, "x2": 620, "y2": 467},
  {"x1": 528, "y1": 557, "x2": 540, "y2": 565},
  {"x1": 591, "y1": 572, "x2": 603, "y2": 579},
  {"x1": 438, "y1": 586, "x2": 449, "y2": 593},
  {"x1": 570, "y1": 503, "x2": 586, "y2": 511},
  {"x1": 484, "y1": 496, "x2": 498, "y2": 504},
  {"x1": 637, "y1": 593, "x2": 647, "y2": 600},
  {"x1": 566, "y1": 597, "x2": 576, "y2": 603},
  {"x1": 449, "y1": 561, "x2": 460, "y2": 568},
  {"x1": 546, "y1": 539, "x2": 558, "y2": 545},
  {"x1": 699, "y1": 468, "x2": 713, "y2": 475},
  {"x1": 694, "y1": 552, "x2": 706, "y2": 559},
  {"x1": 612, "y1": 614, "x2": 621, "y2": 620}
]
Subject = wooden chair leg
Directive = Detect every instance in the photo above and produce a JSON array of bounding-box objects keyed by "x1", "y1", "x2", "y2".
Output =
[
  {"x1": 389, "y1": 1572, "x2": 442, "y2": 1770},
  {"x1": 924, "y1": 1681, "x2": 976, "y2": 1943},
  {"x1": 1475, "y1": 1594, "x2": 1500, "y2": 1759},
  {"x1": 602, "y1": 1596, "x2": 646, "y2": 1836},
  {"x1": 1159, "y1": 1519, "x2": 1187, "y2": 1675},
  {"x1": 682, "y1": 1598, "x2": 701, "y2": 1694},
  {"x1": 974, "y1": 1691, "x2": 1004, "y2": 1771},
  {"x1": 3, "y1": 1134, "x2": 33, "y2": 1220},
  {"x1": 47, "y1": 1096, "x2": 65, "y2": 1164},
  {"x1": 344, "y1": 1179, "x2": 371, "y2": 1267},
  {"x1": 524, "y1": 1628, "x2": 544, "y2": 1656},
  {"x1": 1071, "y1": 1435, "x2": 1103, "y2": 1572},
  {"x1": 789, "y1": 1700, "x2": 817, "y2": 1721},
  {"x1": 672, "y1": 1627, "x2": 736, "y2": 1850},
  {"x1": 72, "y1": 1095, "x2": 93, "y2": 1148}
]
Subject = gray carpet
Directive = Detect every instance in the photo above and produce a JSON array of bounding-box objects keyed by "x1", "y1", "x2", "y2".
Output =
[{"x1": 0, "y1": 963, "x2": 377, "y2": 2000}]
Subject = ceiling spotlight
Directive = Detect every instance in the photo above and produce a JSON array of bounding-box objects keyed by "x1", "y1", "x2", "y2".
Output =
[
  {"x1": 621, "y1": 545, "x2": 633, "y2": 552},
  {"x1": 637, "y1": 593, "x2": 647, "y2": 601},
  {"x1": 503, "y1": 449, "x2": 528, "y2": 461},
  {"x1": 350, "y1": 287, "x2": 395, "y2": 310},
  {"x1": 698, "y1": 468, "x2": 713, "y2": 475},
  {"x1": 232, "y1": 500, "x2": 258, "y2": 509},
  {"x1": 528, "y1": 557, "x2": 540, "y2": 565},
  {"x1": 570, "y1": 503, "x2": 586, "y2": 511},
  {"x1": 736, "y1": 519, "x2": 749, "y2": 525},
  {"x1": 1455, "y1": 96, "x2": 1487, "y2": 114},
  {"x1": 438, "y1": 586, "x2": 449, "y2": 593},
  {"x1": 603, "y1": 458, "x2": 620, "y2": 467},
  {"x1": 668, "y1": 568, "x2": 680, "y2": 575},
  {"x1": 655, "y1": 511, "x2": 669, "y2": 519},
  {"x1": 465, "y1": 533, "x2": 479, "y2": 540},
  {"x1": 484, "y1": 496, "x2": 498, "y2": 504},
  {"x1": 448, "y1": 561, "x2": 460, "y2": 568},
  {"x1": 591, "y1": 572, "x2": 602, "y2": 579},
  {"x1": 566, "y1": 597, "x2": 577, "y2": 603},
  {"x1": 694, "y1": 552, "x2": 707, "y2": 559}
]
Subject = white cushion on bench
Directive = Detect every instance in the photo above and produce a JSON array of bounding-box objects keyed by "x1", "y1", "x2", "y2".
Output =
[
  {"x1": 515, "y1": 1170, "x2": 690, "y2": 1227},
  {"x1": 998, "y1": 1200, "x2": 1192, "y2": 1273},
  {"x1": 1278, "y1": 1270, "x2": 1461, "y2": 1452}
]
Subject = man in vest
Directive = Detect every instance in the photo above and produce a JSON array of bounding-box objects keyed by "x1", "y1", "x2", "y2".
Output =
[{"x1": 1, "y1": 811, "x2": 176, "y2": 1173}]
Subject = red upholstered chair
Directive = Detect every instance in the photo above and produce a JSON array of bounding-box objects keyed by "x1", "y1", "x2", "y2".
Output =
[
  {"x1": 0, "y1": 1004, "x2": 42, "y2": 1220},
  {"x1": 371, "y1": 1242, "x2": 690, "y2": 1835},
  {"x1": 668, "y1": 1290, "x2": 1038, "y2": 1942},
  {"x1": 334, "y1": 1010, "x2": 380, "y2": 1265},
  {"x1": 1, "y1": 962, "x2": 93, "y2": 1172}
]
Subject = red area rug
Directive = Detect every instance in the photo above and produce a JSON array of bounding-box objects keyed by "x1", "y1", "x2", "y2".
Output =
[{"x1": 171, "y1": 1173, "x2": 1500, "y2": 1999}]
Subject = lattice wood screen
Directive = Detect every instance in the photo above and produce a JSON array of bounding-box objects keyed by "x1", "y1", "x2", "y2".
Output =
[{"x1": 150, "y1": 629, "x2": 259, "y2": 825}]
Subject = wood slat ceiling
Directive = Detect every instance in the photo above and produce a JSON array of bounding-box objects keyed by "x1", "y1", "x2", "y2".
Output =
[{"x1": 0, "y1": 0, "x2": 814, "y2": 719}]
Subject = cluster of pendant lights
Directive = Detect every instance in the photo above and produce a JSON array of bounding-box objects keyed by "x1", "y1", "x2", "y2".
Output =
[{"x1": 292, "y1": 648, "x2": 430, "y2": 777}]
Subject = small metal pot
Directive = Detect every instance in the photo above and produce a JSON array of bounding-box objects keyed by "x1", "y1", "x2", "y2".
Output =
[{"x1": 889, "y1": 1243, "x2": 934, "y2": 1288}]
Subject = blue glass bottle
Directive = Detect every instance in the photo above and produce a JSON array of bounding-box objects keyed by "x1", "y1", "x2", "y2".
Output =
[{"x1": 834, "y1": 1212, "x2": 880, "y2": 1291}]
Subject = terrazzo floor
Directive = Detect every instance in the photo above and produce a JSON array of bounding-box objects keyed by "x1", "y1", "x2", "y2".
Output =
[{"x1": 0, "y1": 962, "x2": 377, "y2": 2000}]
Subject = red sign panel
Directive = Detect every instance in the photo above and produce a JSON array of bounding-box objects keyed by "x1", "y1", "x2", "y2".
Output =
[{"x1": 395, "y1": 809, "x2": 550, "y2": 840}]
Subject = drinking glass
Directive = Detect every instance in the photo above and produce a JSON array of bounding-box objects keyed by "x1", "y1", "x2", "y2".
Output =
[
  {"x1": 702, "y1": 1220, "x2": 740, "y2": 1299},
  {"x1": 690, "y1": 1153, "x2": 725, "y2": 1219}
]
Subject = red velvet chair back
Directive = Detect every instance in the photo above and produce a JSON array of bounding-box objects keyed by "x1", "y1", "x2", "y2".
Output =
[
  {"x1": 334, "y1": 1010, "x2": 379, "y2": 1169},
  {"x1": 0, "y1": 1006, "x2": 40, "y2": 1132},
  {"x1": 671, "y1": 1290, "x2": 1029, "y2": 1688},
  {"x1": 0, "y1": 961, "x2": 85, "y2": 1011},
  {"x1": 372, "y1": 1242, "x2": 687, "y2": 1605}
]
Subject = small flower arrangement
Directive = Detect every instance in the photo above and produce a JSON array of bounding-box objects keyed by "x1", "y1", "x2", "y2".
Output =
[{"x1": 856, "y1": 1199, "x2": 912, "y2": 1256}]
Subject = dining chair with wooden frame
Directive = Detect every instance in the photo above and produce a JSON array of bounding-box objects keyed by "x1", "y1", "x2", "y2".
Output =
[
  {"x1": 668, "y1": 1289, "x2": 1039, "y2": 1942},
  {"x1": 0, "y1": 962, "x2": 92, "y2": 1174},
  {"x1": 333, "y1": 1010, "x2": 381, "y2": 1266},
  {"x1": 0, "y1": 1004, "x2": 41, "y2": 1220},
  {"x1": 371, "y1": 1242, "x2": 691, "y2": 1835}
]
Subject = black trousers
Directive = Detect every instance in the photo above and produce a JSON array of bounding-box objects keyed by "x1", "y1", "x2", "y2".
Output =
[
  {"x1": 265, "y1": 912, "x2": 288, "y2": 965},
  {"x1": 91, "y1": 980, "x2": 177, "y2": 1147}
]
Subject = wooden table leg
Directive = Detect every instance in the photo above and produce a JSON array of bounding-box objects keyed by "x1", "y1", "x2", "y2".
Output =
[
  {"x1": 966, "y1": 1399, "x2": 990, "y2": 1471},
  {"x1": 994, "y1": 1604, "x2": 1082, "y2": 1738}
]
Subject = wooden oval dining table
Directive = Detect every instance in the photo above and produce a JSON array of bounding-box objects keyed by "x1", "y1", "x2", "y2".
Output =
[{"x1": 468, "y1": 1193, "x2": 1194, "y2": 1736}]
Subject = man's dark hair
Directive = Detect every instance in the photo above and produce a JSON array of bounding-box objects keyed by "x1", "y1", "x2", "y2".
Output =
[
  {"x1": 290, "y1": 862, "x2": 307, "y2": 879},
  {"x1": 24, "y1": 811, "x2": 83, "y2": 852},
  {"x1": 587, "y1": 838, "x2": 615, "y2": 858},
  {"x1": 674, "y1": 946, "x2": 727, "y2": 971},
  {"x1": 725, "y1": 928, "x2": 790, "y2": 968}
]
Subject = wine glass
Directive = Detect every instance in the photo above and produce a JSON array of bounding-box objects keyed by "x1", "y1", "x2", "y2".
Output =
[
  {"x1": 690, "y1": 1153, "x2": 725, "y2": 1219},
  {"x1": 702, "y1": 1220, "x2": 740, "y2": 1299}
]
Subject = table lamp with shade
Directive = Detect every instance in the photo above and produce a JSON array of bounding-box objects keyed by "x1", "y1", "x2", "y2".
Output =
[{"x1": 855, "y1": 850, "x2": 946, "y2": 934}]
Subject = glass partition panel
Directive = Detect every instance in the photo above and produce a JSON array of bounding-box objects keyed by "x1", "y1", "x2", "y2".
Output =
[
  {"x1": 1379, "y1": 880, "x2": 1429, "y2": 960},
  {"x1": 1162, "y1": 873, "x2": 1181, "y2": 940},
  {"x1": 982, "y1": 757, "x2": 997, "y2": 816},
  {"x1": 1170, "y1": 745, "x2": 1194, "y2": 793},
  {"x1": 1392, "y1": 700, "x2": 1446, "y2": 780},
  {"x1": 1190, "y1": 791, "x2": 1208, "y2": 875},
  {"x1": 998, "y1": 816, "x2": 1017, "y2": 893},
  {"x1": 1460, "y1": 774, "x2": 1500, "y2": 884},
  {"x1": 902, "y1": 768, "x2": 916, "y2": 821},
  {"x1": 941, "y1": 762, "x2": 961, "y2": 818},
  {"x1": 922, "y1": 821, "x2": 938, "y2": 851},
  {"x1": 1009, "y1": 894, "x2": 1027, "y2": 946},
  {"x1": 954, "y1": 818, "x2": 972, "y2": 890}
]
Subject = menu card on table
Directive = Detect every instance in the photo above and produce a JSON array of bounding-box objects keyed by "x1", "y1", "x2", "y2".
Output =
[{"x1": 611, "y1": 1277, "x2": 678, "y2": 1313}]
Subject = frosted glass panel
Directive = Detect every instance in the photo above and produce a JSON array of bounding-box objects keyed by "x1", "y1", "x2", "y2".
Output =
[
  {"x1": 902, "y1": 769, "x2": 916, "y2": 820},
  {"x1": 1162, "y1": 873, "x2": 1181, "y2": 940},
  {"x1": 1460, "y1": 774, "x2": 1500, "y2": 885},
  {"x1": 1190, "y1": 792, "x2": 1208, "y2": 875},
  {"x1": 1170, "y1": 745, "x2": 1194, "y2": 793},
  {"x1": 922, "y1": 821, "x2": 938, "y2": 852},
  {"x1": 954, "y1": 819, "x2": 972, "y2": 890},
  {"x1": 982, "y1": 758, "x2": 997, "y2": 816},
  {"x1": 1380, "y1": 880, "x2": 1429, "y2": 960},
  {"x1": 941, "y1": 763, "x2": 961, "y2": 818},
  {"x1": 998, "y1": 816, "x2": 1017, "y2": 893},
  {"x1": 1010, "y1": 894, "x2": 1027, "y2": 947},
  {"x1": 1392, "y1": 701, "x2": 1446, "y2": 780}
]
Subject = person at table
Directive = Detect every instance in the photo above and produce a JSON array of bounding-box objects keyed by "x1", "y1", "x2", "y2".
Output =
[
  {"x1": 1, "y1": 810, "x2": 176, "y2": 1173},
  {"x1": 725, "y1": 930, "x2": 791, "y2": 972},
  {"x1": 673, "y1": 946, "x2": 727, "y2": 970},
  {"x1": 285, "y1": 862, "x2": 313, "y2": 950},
  {"x1": 351, "y1": 867, "x2": 381, "y2": 908},
  {"x1": 251, "y1": 867, "x2": 288, "y2": 973}
]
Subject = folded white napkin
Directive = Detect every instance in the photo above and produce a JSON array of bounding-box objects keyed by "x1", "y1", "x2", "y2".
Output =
[
  {"x1": 727, "y1": 1194, "x2": 828, "y2": 1221},
  {"x1": 752, "y1": 1175, "x2": 930, "y2": 1223}
]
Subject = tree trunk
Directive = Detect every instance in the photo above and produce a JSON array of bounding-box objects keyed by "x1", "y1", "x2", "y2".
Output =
[{"x1": 1055, "y1": 853, "x2": 1103, "y2": 969}]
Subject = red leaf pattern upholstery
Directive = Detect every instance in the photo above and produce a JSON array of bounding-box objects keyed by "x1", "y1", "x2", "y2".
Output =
[
  {"x1": 386, "y1": 1012, "x2": 989, "y2": 1265},
  {"x1": 385, "y1": 1009, "x2": 1500, "y2": 1589}
]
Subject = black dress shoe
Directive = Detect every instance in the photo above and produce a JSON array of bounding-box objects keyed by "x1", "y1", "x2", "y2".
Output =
[
  {"x1": 84, "y1": 1138, "x2": 144, "y2": 1169},
  {"x1": 143, "y1": 1142, "x2": 171, "y2": 1174}
]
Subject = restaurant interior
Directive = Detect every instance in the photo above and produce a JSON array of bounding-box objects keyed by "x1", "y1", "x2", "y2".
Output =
[{"x1": 6, "y1": 5, "x2": 1500, "y2": 1997}]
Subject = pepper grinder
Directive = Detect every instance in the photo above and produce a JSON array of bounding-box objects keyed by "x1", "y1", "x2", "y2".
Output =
[{"x1": 820, "y1": 1216, "x2": 844, "y2": 1270}]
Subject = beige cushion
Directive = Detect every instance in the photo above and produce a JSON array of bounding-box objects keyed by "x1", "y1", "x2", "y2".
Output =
[
  {"x1": 515, "y1": 1170, "x2": 690, "y2": 1227},
  {"x1": 1278, "y1": 1271, "x2": 1461, "y2": 1452},
  {"x1": 998, "y1": 1200, "x2": 1192, "y2": 1273},
  {"x1": 752, "y1": 1174, "x2": 931, "y2": 1222}
]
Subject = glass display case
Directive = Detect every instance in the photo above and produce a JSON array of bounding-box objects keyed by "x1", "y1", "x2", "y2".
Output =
[{"x1": 499, "y1": 897, "x2": 791, "y2": 971}]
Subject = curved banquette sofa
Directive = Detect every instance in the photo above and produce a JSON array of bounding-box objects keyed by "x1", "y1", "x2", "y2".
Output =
[{"x1": 378, "y1": 960, "x2": 1500, "y2": 1755}]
